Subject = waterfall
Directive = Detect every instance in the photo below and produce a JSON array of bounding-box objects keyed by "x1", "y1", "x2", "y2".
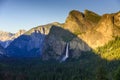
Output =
[{"x1": 61, "y1": 43, "x2": 69, "y2": 61}]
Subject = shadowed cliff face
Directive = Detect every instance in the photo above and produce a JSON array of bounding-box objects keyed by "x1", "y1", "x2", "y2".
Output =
[
  {"x1": 114, "y1": 12, "x2": 120, "y2": 27},
  {"x1": 0, "y1": 45, "x2": 6, "y2": 56},
  {"x1": 6, "y1": 23, "x2": 91, "y2": 59},
  {"x1": 64, "y1": 10, "x2": 120, "y2": 49},
  {"x1": 6, "y1": 23, "x2": 61, "y2": 57},
  {"x1": 6, "y1": 28, "x2": 46, "y2": 57},
  {"x1": 42, "y1": 26, "x2": 91, "y2": 60}
]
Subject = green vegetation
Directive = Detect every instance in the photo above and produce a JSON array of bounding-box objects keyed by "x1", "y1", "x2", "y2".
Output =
[
  {"x1": 0, "y1": 58, "x2": 89, "y2": 80},
  {"x1": 0, "y1": 49, "x2": 120, "y2": 80},
  {"x1": 114, "y1": 66, "x2": 120, "y2": 80},
  {"x1": 95, "y1": 66, "x2": 108, "y2": 80},
  {"x1": 96, "y1": 37, "x2": 120, "y2": 60},
  {"x1": 1, "y1": 31, "x2": 120, "y2": 80},
  {"x1": 0, "y1": 52, "x2": 120, "y2": 80}
]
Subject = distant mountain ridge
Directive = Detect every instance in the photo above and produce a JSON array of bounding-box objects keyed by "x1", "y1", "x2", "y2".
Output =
[{"x1": 0, "y1": 30, "x2": 26, "y2": 48}]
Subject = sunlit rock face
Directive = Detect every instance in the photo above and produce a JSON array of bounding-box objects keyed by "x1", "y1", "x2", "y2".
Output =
[
  {"x1": 14, "y1": 30, "x2": 26, "y2": 38},
  {"x1": 0, "y1": 31, "x2": 13, "y2": 41},
  {"x1": 64, "y1": 10, "x2": 101, "y2": 35},
  {"x1": 6, "y1": 22, "x2": 65, "y2": 57},
  {"x1": 64, "y1": 10, "x2": 120, "y2": 49},
  {"x1": 80, "y1": 14, "x2": 114, "y2": 48},
  {"x1": 64, "y1": 10, "x2": 86, "y2": 35},
  {"x1": 114, "y1": 12, "x2": 120, "y2": 27}
]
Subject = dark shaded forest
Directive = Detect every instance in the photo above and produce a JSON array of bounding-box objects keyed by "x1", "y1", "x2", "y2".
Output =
[{"x1": 0, "y1": 37, "x2": 120, "y2": 80}]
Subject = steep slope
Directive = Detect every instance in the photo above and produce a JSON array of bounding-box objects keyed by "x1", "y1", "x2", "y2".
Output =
[
  {"x1": 95, "y1": 37, "x2": 120, "y2": 61},
  {"x1": 42, "y1": 26, "x2": 90, "y2": 60},
  {"x1": 6, "y1": 22, "x2": 63, "y2": 57},
  {"x1": 0, "y1": 44, "x2": 6, "y2": 56},
  {"x1": 0, "y1": 30, "x2": 26, "y2": 48},
  {"x1": 64, "y1": 10, "x2": 120, "y2": 49},
  {"x1": 79, "y1": 14, "x2": 114, "y2": 48},
  {"x1": 64, "y1": 10, "x2": 101, "y2": 35},
  {"x1": 0, "y1": 30, "x2": 14, "y2": 41},
  {"x1": 6, "y1": 22, "x2": 91, "y2": 59}
]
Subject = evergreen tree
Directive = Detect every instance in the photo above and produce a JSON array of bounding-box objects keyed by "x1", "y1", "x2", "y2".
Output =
[
  {"x1": 96, "y1": 66, "x2": 108, "y2": 80},
  {"x1": 114, "y1": 66, "x2": 120, "y2": 80}
]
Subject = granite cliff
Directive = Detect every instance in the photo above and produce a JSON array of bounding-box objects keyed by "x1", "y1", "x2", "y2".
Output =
[
  {"x1": 5, "y1": 10, "x2": 120, "y2": 60},
  {"x1": 6, "y1": 22, "x2": 90, "y2": 59},
  {"x1": 64, "y1": 10, "x2": 120, "y2": 49}
]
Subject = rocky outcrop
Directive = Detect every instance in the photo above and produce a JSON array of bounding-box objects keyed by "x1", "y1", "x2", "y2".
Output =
[
  {"x1": 113, "y1": 12, "x2": 120, "y2": 36},
  {"x1": 114, "y1": 12, "x2": 120, "y2": 27},
  {"x1": 79, "y1": 14, "x2": 114, "y2": 48},
  {"x1": 14, "y1": 30, "x2": 26, "y2": 38},
  {"x1": 69, "y1": 38, "x2": 91, "y2": 58},
  {"x1": 42, "y1": 26, "x2": 91, "y2": 60},
  {"x1": 64, "y1": 10, "x2": 120, "y2": 49},
  {"x1": 64, "y1": 10, "x2": 101, "y2": 35},
  {"x1": 0, "y1": 30, "x2": 14, "y2": 41},
  {"x1": 6, "y1": 23, "x2": 64, "y2": 57}
]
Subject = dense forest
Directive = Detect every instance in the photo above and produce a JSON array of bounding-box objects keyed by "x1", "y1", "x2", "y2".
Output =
[{"x1": 0, "y1": 37, "x2": 120, "y2": 80}]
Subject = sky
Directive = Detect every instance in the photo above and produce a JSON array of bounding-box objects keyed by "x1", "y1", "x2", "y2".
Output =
[{"x1": 0, "y1": 0, "x2": 120, "y2": 33}]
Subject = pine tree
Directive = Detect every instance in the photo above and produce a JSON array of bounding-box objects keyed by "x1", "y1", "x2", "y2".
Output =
[
  {"x1": 114, "y1": 66, "x2": 120, "y2": 80},
  {"x1": 96, "y1": 66, "x2": 108, "y2": 80}
]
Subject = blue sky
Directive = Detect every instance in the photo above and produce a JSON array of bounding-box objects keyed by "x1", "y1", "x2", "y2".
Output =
[{"x1": 0, "y1": 0, "x2": 120, "y2": 33}]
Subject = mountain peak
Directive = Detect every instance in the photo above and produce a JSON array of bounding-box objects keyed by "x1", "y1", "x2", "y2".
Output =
[
  {"x1": 84, "y1": 9, "x2": 101, "y2": 24},
  {"x1": 69, "y1": 10, "x2": 84, "y2": 17},
  {"x1": 64, "y1": 10, "x2": 120, "y2": 49},
  {"x1": 64, "y1": 10, "x2": 95, "y2": 35},
  {"x1": 14, "y1": 29, "x2": 26, "y2": 37},
  {"x1": 84, "y1": 9, "x2": 99, "y2": 15},
  {"x1": 0, "y1": 30, "x2": 13, "y2": 41}
]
